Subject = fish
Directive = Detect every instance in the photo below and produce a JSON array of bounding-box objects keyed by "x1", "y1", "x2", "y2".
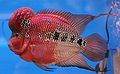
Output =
[{"x1": 8, "y1": 7, "x2": 108, "y2": 72}]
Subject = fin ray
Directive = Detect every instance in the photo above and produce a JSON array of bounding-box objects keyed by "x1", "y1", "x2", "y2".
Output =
[
  {"x1": 56, "y1": 54, "x2": 94, "y2": 71},
  {"x1": 38, "y1": 9, "x2": 95, "y2": 34},
  {"x1": 33, "y1": 61, "x2": 55, "y2": 71},
  {"x1": 82, "y1": 33, "x2": 107, "y2": 61}
]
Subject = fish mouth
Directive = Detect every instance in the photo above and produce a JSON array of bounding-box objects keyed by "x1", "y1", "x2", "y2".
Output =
[
  {"x1": 8, "y1": 37, "x2": 25, "y2": 55},
  {"x1": 8, "y1": 41, "x2": 24, "y2": 55}
]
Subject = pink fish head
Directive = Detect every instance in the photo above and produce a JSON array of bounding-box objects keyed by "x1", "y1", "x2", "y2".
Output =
[{"x1": 9, "y1": 7, "x2": 35, "y2": 32}]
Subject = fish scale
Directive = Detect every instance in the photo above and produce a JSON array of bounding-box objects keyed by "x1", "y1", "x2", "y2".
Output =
[
  {"x1": 29, "y1": 14, "x2": 76, "y2": 34},
  {"x1": 27, "y1": 14, "x2": 79, "y2": 43}
]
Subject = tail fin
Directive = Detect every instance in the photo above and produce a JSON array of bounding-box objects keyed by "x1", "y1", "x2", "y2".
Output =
[{"x1": 81, "y1": 33, "x2": 108, "y2": 61}]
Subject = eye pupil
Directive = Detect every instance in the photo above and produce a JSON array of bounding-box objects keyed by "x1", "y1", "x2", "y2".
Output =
[{"x1": 15, "y1": 33, "x2": 19, "y2": 37}]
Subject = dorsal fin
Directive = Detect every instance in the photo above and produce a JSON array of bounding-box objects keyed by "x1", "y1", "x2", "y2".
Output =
[
  {"x1": 37, "y1": 9, "x2": 72, "y2": 19},
  {"x1": 38, "y1": 9, "x2": 95, "y2": 35}
]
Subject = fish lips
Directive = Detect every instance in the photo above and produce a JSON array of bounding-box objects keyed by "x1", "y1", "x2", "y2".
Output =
[{"x1": 8, "y1": 37, "x2": 25, "y2": 55}]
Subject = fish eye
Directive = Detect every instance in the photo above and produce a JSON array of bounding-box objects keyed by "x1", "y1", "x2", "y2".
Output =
[
  {"x1": 12, "y1": 33, "x2": 20, "y2": 37},
  {"x1": 15, "y1": 33, "x2": 19, "y2": 37}
]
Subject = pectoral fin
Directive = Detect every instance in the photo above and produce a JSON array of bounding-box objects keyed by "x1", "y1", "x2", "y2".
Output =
[{"x1": 33, "y1": 61, "x2": 55, "y2": 71}]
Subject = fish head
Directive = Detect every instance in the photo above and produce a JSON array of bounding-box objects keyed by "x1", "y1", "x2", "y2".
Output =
[
  {"x1": 8, "y1": 33, "x2": 25, "y2": 55},
  {"x1": 8, "y1": 7, "x2": 35, "y2": 33}
]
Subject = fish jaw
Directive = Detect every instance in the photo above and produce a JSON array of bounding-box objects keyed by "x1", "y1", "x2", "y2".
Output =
[{"x1": 8, "y1": 37, "x2": 25, "y2": 55}]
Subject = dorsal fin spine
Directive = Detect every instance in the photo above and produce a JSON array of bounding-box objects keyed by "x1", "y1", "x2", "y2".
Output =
[{"x1": 38, "y1": 9, "x2": 95, "y2": 35}]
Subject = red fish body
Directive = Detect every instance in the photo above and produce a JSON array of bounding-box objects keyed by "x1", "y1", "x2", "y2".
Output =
[{"x1": 8, "y1": 7, "x2": 108, "y2": 72}]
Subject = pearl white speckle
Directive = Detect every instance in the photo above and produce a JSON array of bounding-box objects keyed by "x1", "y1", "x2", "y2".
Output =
[
  {"x1": 116, "y1": 21, "x2": 120, "y2": 26},
  {"x1": 27, "y1": 11, "x2": 30, "y2": 15}
]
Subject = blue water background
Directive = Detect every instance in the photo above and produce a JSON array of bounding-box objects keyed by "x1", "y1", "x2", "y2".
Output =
[{"x1": 0, "y1": 0, "x2": 115, "y2": 74}]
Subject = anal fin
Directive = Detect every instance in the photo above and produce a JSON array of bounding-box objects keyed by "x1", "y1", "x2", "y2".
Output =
[{"x1": 56, "y1": 54, "x2": 94, "y2": 71}]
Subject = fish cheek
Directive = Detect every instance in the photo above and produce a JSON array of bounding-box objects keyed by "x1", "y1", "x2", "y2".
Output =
[
  {"x1": 20, "y1": 46, "x2": 33, "y2": 62},
  {"x1": 29, "y1": 45, "x2": 44, "y2": 60},
  {"x1": 29, "y1": 44, "x2": 48, "y2": 63},
  {"x1": 29, "y1": 41, "x2": 55, "y2": 64}
]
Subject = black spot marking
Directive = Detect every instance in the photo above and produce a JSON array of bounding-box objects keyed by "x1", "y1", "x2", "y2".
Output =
[
  {"x1": 20, "y1": 19, "x2": 30, "y2": 29},
  {"x1": 82, "y1": 40, "x2": 87, "y2": 47},
  {"x1": 53, "y1": 31, "x2": 61, "y2": 40},
  {"x1": 70, "y1": 34, "x2": 76, "y2": 43},
  {"x1": 77, "y1": 39, "x2": 83, "y2": 46},
  {"x1": 38, "y1": 32, "x2": 42, "y2": 38},
  {"x1": 45, "y1": 32, "x2": 52, "y2": 39},
  {"x1": 77, "y1": 39, "x2": 87, "y2": 47},
  {"x1": 61, "y1": 32, "x2": 68, "y2": 42}
]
